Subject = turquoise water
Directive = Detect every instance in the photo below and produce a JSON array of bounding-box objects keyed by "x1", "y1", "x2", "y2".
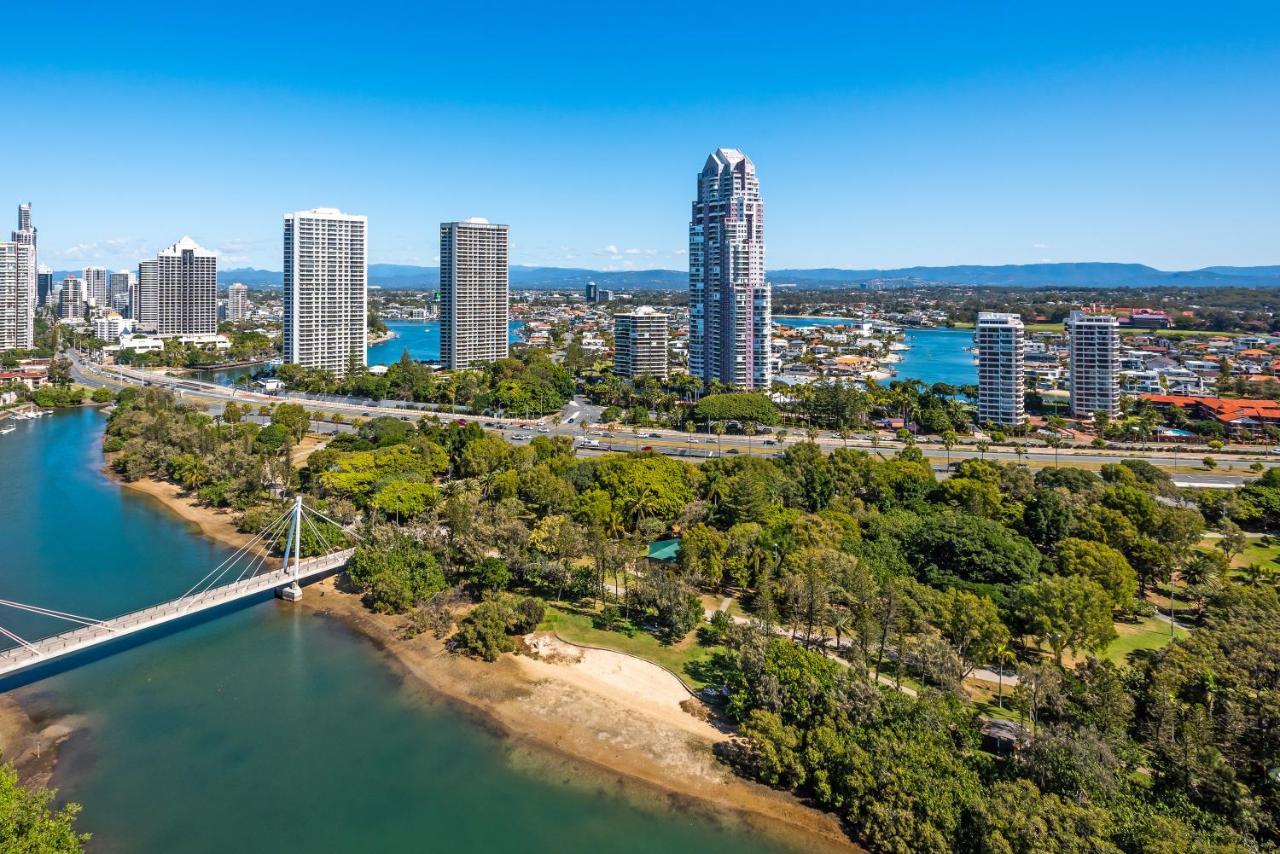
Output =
[
  {"x1": 0, "y1": 410, "x2": 794, "y2": 854},
  {"x1": 774, "y1": 318, "x2": 975, "y2": 388},
  {"x1": 368, "y1": 319, "x2": 525, "y2": 366}
]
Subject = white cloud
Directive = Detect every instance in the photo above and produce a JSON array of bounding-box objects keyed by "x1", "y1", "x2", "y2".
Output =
[{"x1": 1032, "y1": 243, "x2": 1049, "y2": 249}]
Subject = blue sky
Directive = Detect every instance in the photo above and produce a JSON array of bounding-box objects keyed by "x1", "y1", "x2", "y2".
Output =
[{"x1": 7, "y1": 2, "x2": 1279, "y2": 272}]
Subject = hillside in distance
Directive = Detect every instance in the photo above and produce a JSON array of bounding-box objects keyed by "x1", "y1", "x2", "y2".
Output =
[{"x1": 117, "y1": 260, "x2": 1280, "y2": 291}]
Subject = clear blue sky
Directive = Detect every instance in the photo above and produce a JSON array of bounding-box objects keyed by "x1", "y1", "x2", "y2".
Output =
[{"x1": 7, "y1": 2, "x2": 1279, "y2": 272}]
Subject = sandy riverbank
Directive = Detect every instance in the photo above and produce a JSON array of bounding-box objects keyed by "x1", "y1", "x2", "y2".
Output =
[
  {"x1": 300, "y1": 578, "x2": 857, "y2": 853},
  {"x1": 0, "y1": 695, "x2": 84, "y2": 789}
]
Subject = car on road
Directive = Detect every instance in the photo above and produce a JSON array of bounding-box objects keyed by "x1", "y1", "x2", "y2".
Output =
[
  {"x1": 641, "y1": 445, "x2": 653, "y2": 452},
  {"x1": 764, "y1": 439, "x2": 776, "y2": 445},
  {"x1": 647, "y1": 433, "x2": 661, "y2": 439},
  {"x1": 484, "y1": 422, "x2": 495, "y2": 427},
  {"x1": 727, "y1": 448, "x2": 739, "y2": 454},
  {"x1": 537, "y1": 427, "x2": 551, "y2": 433}
]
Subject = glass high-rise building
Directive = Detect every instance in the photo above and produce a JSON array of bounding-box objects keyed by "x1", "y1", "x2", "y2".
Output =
[
  {"x1": 283, "y1": 208, "x2": 368, "y2": 377},
  {"x1": 688, "y1": 148, "x2": 770, "y2": 390},
  {"x1": 440, "y1": 218, "x2": 509, "y2": 370}
]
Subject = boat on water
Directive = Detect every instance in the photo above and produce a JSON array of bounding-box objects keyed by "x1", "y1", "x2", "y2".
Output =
[{"x1": 0, "y1": 425, "x2": 15, "y2": 435}]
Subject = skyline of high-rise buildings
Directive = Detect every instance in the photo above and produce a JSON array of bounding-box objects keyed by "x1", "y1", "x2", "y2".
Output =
[
  {"x1": 83, "y1": 266, "x2": 108, "y2": 308},
  {"x1": 282, "y1": 208, "x2": 368, "y2": 377},
  {"x1": 440, "y1": 218, "x2": 509, "y2": 370},
  {"x1": 688, "y1": 148, "x2": 771, "y2": 391}
]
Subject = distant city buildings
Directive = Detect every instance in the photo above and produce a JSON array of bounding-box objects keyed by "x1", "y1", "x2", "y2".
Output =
[
  {"x1": 226, "y1": 282, "x2": 250, "y2": 322},
  {"x1": 282, "y1": 208, "x2": 368, "y2": 376},
  {"x1": 584, "y1": 280, "x2": 614, "y2": 304},
  {"x1": 613, "y1": 306, "x2": 669, "y2": 379},
  {"x1": 975, "y1": 311, "x2": 1026, "y2": 426},
  {"x1": 57, "y1": 276, "x2": 85, "y2": 321},
  {"x1": 440, "y1": 218, "x2": 509, "y2": 370},
  {"x1": 0, "y1": 204, "x2": 37, "y2": 350},
  {"x1": 36, "y1": 265, "x2": 53, "y2": 308},
  {"x1": 688, "y1": 148, "x2": 771, "y2": 390},
  {"x1": 1066, "y1": 310, "x2": 1121, "y2": 419},
  {"x1": 83, "y1": 266, "x2": 108, "y2": 308},
  {"x1": 154, "y1": 237, "x2": 217, "y2": 336},
  {"x1": 109, "y1": 270, "x2": 134, "y2": 315}
]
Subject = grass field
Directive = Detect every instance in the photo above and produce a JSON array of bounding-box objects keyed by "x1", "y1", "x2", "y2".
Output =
[
  {"x1": 539, "y1": 605, "x2": 722, "y2": 689},
  {"x1": 1102, "y1": 616, "x2": 1187, "y2": 663},
  {"x1": 1231, "y1": 540, "x2": 1280, "y2": 568}
]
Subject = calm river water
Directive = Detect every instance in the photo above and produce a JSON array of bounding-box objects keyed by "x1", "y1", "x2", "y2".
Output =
[{"x1": 0, "y1": 409, "x2": 793, "y2": 853}]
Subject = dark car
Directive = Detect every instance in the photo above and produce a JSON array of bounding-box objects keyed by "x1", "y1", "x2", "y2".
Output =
[
  {"x1": 641, "y1": 445, "x2": 653, "y2": 452},
  {"x1": 648, "y1": 433, "x2": 661, "y2": 439}
]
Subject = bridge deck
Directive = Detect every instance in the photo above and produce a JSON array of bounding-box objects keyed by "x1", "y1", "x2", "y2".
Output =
[{"x1": 0, "y1": 549, "x2": 354, "y2": 678}]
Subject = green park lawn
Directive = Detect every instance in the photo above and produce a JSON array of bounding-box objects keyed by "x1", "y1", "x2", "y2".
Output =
[
  {"x1": 1102, "y1": 616, "x2": 1187, "y2": 663},
  {"x1": 539, "y1": 605, "x2": 722, "y2": 689}
]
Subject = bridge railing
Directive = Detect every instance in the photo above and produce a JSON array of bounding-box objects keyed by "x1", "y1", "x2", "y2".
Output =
[{"x1": 0, "y1": 548, "x2": 356, "y2": 665}]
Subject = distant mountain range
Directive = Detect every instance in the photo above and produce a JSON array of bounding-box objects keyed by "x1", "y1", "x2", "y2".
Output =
[{"x1": 52, "y1": 262, "x2": 1280, "y2": 291}]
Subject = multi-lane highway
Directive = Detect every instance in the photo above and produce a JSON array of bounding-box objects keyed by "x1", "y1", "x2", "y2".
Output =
[{"x1": 67, "y1": 353, "x2": 1275, "y2": 484}]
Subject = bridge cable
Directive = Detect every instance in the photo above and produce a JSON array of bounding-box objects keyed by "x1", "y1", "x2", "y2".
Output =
[
  {"x1": 0, "y1": 624, "x2": 40, "y2": 655},
  {"x1": 180, "y1": 506, "x2": 293, "y2": 601},
  {"x1": 301, "y1": 503, "x2": 364, "y2": 542},
  {"x1": 0, "y1": 599, "x2": 113, "y2": 630},
  {"x1": 189, "y1": 510, "x2": 294, "y2": 600}
]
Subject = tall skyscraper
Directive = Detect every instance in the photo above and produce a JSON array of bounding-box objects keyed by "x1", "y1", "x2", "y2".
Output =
[
  {"x1": 154, "y1": 237, "x2": 217, "y2": 336},
  {"x1": 283, "y1": 208, "x2": 368, "y2": 376},
  {"x1": 135, "y1": 259, "x2": 158, "y2": 329},
  {"x1": 37, "y1": 265, "x2": 53, "y2": 308},
  {"x1": 689, "y1": 148, "x2": 771, "y2": 390},
  {"x1": 82, "y1": 266, "x2": 108, "y2": 308},
  {"x1": 613, "y1": 306, "x2": 669, "y2": 379},
  {"x1": 440, "y1": 218, "x2": 509, "y2": 370},
  {"x1": 975, "y1": 312, "x2": 1026, "y2": 427},
  {"x1": 226, "y1": 282, "x2": 250, "y2": 322},
  {"x1": 1066, "y1": 310, "x2": 1121, "y2": 420},
  {"x1": 1, "y1": 204, "x2": 36, "y2": 350},
  {"x1": 109, "y1": 270, "x2": 134, "y2": 314}
]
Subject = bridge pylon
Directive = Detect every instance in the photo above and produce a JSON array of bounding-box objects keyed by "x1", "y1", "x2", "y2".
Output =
[{"x1": 276, "y1": 495, "x2": 305, "y2": 603}]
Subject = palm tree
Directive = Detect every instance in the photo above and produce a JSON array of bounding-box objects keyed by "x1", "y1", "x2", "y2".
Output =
[
  {"x1": 976, "y1": 440, "x2": 991, "y2": 460},
  {"x1": 712, "y1": 420, "x2": 726, "y2": 456},
  {"x1": 776, "y1": 428, "x2": 788, "y2": 445},
  {"x1": 828, "y1": 606, "x2": 852, "y2": 653},
  {"x1": 745, "y1": 422, "x2": 756, "y2": 454},
  {"x1": 993, "y1": 642, "x2": 1016, "y2": 709},
  {"x1": 941, "y1": 429, "x2": 957, "y2": 467}
]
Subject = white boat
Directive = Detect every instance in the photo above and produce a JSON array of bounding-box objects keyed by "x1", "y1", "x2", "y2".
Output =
[{"x1": 0, "y1": 425, "x2": 15, "y2": 435}]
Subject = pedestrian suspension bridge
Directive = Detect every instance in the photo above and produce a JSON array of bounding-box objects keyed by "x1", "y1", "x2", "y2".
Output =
[{"x1": 0, "y1": 497, "x2": 355, "y2": 680}]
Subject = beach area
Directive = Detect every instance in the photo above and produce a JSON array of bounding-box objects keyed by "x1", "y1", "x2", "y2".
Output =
[{"x1": 50, "y1": 464, "x2": 856, "y2": 853}]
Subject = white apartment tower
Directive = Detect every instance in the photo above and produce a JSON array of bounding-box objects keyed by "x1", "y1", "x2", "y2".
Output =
[
  {"x1": 226, "y1": 282, "x2": 250, "y2": 322},
  {"x1": 57, "y1": 277, "x2": 85, "y2": 321},
  {"x1": 154, "y1": 237, "x2": 217, "y2": 336},
  {"x1": 689, "y1": 148, "x2": 771, "y2": 390},
  {"x1": 283, "y1": 208, "x2": 368, "y2": 377},
  {"x1": 440, "y1": 218, "x2": 509, "y2": 370},
  {"x1": 1, "y1": 204, "x2": 36, "y2": 350},
  {"x1": 613, "y1": 306, "x2": 669, "y2": 379},
  {"x1": 1066, "y1": 310, "x2": 1121, "y2": 419},
  {"x1": 975, "y1": 312, "x2": 1026, "y2": 427},
  {"x1": 83, "y1": 266, "x2": 108, "y2": 307}
]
